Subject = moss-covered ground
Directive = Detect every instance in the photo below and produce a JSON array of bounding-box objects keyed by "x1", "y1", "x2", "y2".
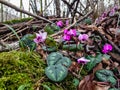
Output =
[{"x1": 0, "y1": 51, "x2": 77, "y2": 90}]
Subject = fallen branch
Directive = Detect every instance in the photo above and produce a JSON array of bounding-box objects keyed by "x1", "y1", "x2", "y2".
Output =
[
  {"x1": 0, "y1": 0, "x2": 53, "y2": 24},
  {"x1": 0, "y1": 41, "x2": 19, "y2": 52}
]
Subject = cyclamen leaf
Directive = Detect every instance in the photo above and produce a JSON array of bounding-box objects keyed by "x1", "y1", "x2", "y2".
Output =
[
  {"x1": 19, "y1": 34, "x2": 36, "y2": 51},
  {"x1": 95, "y1": 69, "x2": 117, "y2": 85},
  {"x1": 85, "y1": 53, "x2": 102, "y2": 72},
  {"x1": 44, "y1": 24, "x2": 54, "y2": 35},
  {"x1": 47, "y1": 52, "x2": 71, "y2": 67},
  {"x1": 62, "y1": 44, "x2": 84, "y2": 51},
  {"x1": 45, "y1": 64, "x2": 68, "y2": 82},
  {"x1": 109, "y1": 88, "x2": 120, "y2": 90},
  {"x1": 47, "y1": 52, "x2": 63, "y2": 65}
]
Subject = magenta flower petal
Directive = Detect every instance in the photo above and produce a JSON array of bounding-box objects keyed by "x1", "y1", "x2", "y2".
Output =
[
  {"x1": 63, "y1": 34, "x2": 71, "y2": 41},
  {"x1": 77, "y1": 57, "x2": 90, "y2": 64},
  {"x1": 56, "y1": 21, "x2": 63, "y2": 27},
  {"x1": 78, "y1": 34, "x2": 89, "y2": 41},
  {"x1": 64, "y1": 29, "x2": 69, "y2": 34},
  {"x1": 39, "y1": 31, "x2": 47, "y2": 41},
  {"x1": 66, "y1": 20, "x2": 69, "y2": 26},
  {"x1": 101, "y1": 12, "x2": 107, "y2": 18},
  {"x1": 34, "y1": 31, "x2": 47, "y2": 43},
  {"x1": 33, "y1": 34, "x2": 42, "y2": 43},
  {"x1": 109, "y1": 9, "x2": 115, "y2": 16},
  {"x1": 102, "y1": 43, "x2": 113, "y2": 54},
  {"x1": 68, "y1": 29, "x2": 77, "y2": 36}
]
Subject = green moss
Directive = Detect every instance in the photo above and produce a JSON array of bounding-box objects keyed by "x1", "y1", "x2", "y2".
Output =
[
  {"x1": 0, "y1": 51, "x2": 77, "y2": 90},
  {"x1": 0, "y1": 50, "x2": 45, "y2": 90},
  {"x1": 3, "y1": 18, "x2": 33, "y2": 24},
  {"x1": 41, "y1": 74, "x2": 77, "y2": 90}
]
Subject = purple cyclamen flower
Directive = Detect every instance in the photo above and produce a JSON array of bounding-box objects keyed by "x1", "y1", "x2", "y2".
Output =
[
  {"x1": 109, "y1": 9, "x2": 115, "y2": 16},
  {"x1": 102, "y1": 43, "x2": 113, "y2": 54},
  {"x1": 63, "y1": 34, "x2": 71, "y2": 41},
  {"x1": 68, "y1": 29, "x2": 77, "y2": 36},
  {"x1": 56, "y1": 20, "x2": 63, "y2": 27},
  {"x1": 64, "y1": 29, "x2": 69, "y2": 34},
  {"x1": 34, "y1": 31, "x2": 47, "y2": 44},
  {"x1": 66, "y1": 20, "x2": 69, "y2": 26},
  {"x1": 101, "y1": 12, "x2": 107, "y2": 18},
  {"x1": 77, "y1": 57, "x2": 90, "y2": 64},
  {"x1": 78, "y1": 34, "x2": 89, "y2": 41}
]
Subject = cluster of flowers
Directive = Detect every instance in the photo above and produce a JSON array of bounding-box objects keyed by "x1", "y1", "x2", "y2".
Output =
[
  {"x1": 77, "y1": 43, "x2": 113, "y2": 64},
  {"x1": 95, "y1": 6, "x2": 118, "y2": 24},
  {"x1": 33, "y1": 20, "x2": 113, "y2": 64}
]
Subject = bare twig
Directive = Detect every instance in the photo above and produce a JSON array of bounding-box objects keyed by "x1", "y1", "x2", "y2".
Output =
[
  {"x1": 61, "y1": 0, "x2": 83, "y2": 16},
  {"x1": 0, "y1": 0, "x2": 53, "y2": 24},
  {"x1": 72, "y1": 0, "x2": 80, "y2": 23},
  {"x1": 43, "y1": 0, "x2": 54, "y2": 12}
]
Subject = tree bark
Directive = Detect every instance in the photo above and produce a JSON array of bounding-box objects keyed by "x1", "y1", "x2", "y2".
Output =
[{"x1": 54, "y1": 0, "x2": 61, "y2": 17}]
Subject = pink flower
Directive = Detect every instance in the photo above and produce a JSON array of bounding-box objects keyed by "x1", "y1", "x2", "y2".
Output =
[
  {"x1": 34, "y1": 31, "x2": 47, "y2": 43},
  {"x1": 64, "y1": 29, "x2": 69, "y2": 34},
  {"x1": 109, "y1": 9, "x2": 115, "y2": 16},
  {"x1": 101, "y1": 12, "x2": 107, "y2": 18},
  {"x1": 78, "y1": 34, "x2": 89, "y2": 41},
  {"x1": 102, "y1": 44, "x2": 113, "y2": 54},
  {"x1": 63, "y1": 34, "x2": 71, "y2": 41},
  {"x1": 68, "y1": 29, "x2": 77, "y2": 36},
  {"x1": 66, "y1": 20, "x2": 69, "y2": 26},
  {"x1": 77, "y1": 57, "x2": 90, "y2": 64},
  {"x1": 56, "y1": 20, "x2": 63, "y2": 27}
]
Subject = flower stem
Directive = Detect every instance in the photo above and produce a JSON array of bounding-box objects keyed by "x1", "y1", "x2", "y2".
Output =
[{"x1": 78, "y1": 64, "x2": 84, "y2": 76}]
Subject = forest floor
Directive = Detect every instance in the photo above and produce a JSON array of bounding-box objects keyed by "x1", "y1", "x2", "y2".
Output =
[{"x1": 0, "y1": 6, "x2": 120, "y2": 90}]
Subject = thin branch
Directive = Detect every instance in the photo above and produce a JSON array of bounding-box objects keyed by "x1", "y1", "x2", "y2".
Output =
[
  {"x1": 43, "y1": 0, "x2": 54, "y2": 12},
  {"x1": 0, "y1": 0, "x2": 53, "y2": 24},
  {"x1": 61, "y1": 0, "x2": 83, "y2": 16},
  {"x1": 72, "y1": 0, "x2": 80, "y2": 23}
]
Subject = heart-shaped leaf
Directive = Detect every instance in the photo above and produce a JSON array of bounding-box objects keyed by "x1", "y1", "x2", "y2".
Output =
[
  {"x1": 57, "y1": 57, "x2": 72, "y2": 67},
  {"x1": 95, "y1": 69, "x2": 117, "y2": 85},
  {"x1": 109, "y1": 88, "x2": 120, "y2": 90},
  {"x1": 44, "y1": 24, "x2": 60, "y2": 35},
  {"x1": 44, "y1": 24, "x2": 54, "y2": 35},
  {"x1": 62, "y1": 44, "x2": 84, "y2": 51},
  {"x1": 85, "y1": 53, "x2": 102, "y2": 72},
  {"x1": 42, "y1": 46, "x2": 57, "y2": 52},
  {"x1": 45, "y1": 64, "x2": 68, "y2": 82},
  {"x1": 47, "y1": 52, "x2": 63, "y2": 65},
  {"x1": 19, "y1": 34, "x2": 36, "y2": 50},
  {"x1": 47, "y1": 52, "x2": 71, "y2": 67},
  {"x1": 45, "y1": 36, "x2": 57, "y2": 47}
]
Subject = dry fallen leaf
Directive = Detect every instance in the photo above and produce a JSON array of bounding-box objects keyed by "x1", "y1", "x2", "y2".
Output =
[
  {"x1": 78, "y1": 74, "x2": 110, "y2": 90},
  {"x1": 109, "y1": 52, "x2": 120, "y2": 63},
  {"x1": 69, "y1": 62, "x2": 80, "y2": 73},
  {"x1": 78, "y1": 75, "x2": 94, "y2": 90},
  {"x1": 93, "y1": 63, "x2": 103, "y2": 74},
  {"x1": 36, "y1": 44, "x2": 47, "y2": 60},
  {"x1": 92, "y1": 81, "x2": 110, "y2": 90}
]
